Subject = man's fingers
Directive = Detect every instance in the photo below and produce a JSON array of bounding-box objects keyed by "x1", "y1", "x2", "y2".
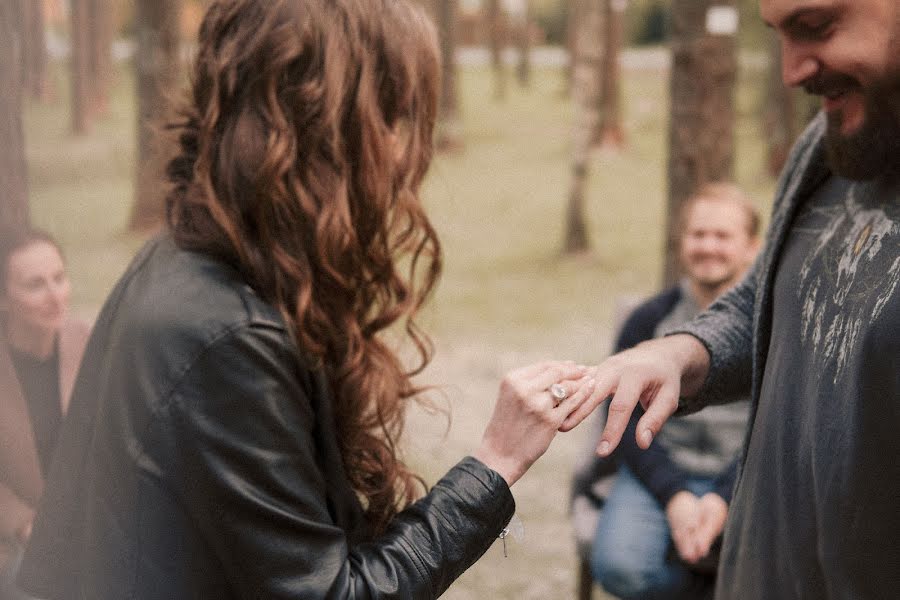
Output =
[
  {"x1": 595, "y1": 375, "x2": 643, "y2": 456},
  {"x1": 634, "y1": 379, "x2": 679, "y2": 449}
]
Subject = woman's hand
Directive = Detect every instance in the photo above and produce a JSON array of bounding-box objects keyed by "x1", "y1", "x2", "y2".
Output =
[{"x1": 473, "y1": 361, "x2": 595, "y2": 486}]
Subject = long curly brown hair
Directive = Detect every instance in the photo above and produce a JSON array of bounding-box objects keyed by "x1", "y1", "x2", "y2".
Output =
[{"x1": 164, "y1": 0, "x2": 442, "y2": 534}]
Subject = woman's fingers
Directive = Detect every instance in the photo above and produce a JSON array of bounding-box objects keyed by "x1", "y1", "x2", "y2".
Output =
[
  {"x1": 476, "y1": 362, "x2": 591, "y2": 486},
  {"x1": 558, "y1": 371, "x2": 616, "y2": 432},
  {"x1": 513, "y1": 360, "x2": 578, "y2": 382},
  {"x1": 527, "y1": 362, "x2": 588, "y2": 394},
  {"x1": 555, "y1": 376, "x2": 596, "y2": 416}
]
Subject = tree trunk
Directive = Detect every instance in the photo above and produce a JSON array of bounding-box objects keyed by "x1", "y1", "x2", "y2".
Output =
[
  {"x1": 1, "y1": 0, "x2": 30, "y2": 228},
  {"x1": 516, "y1": 0, "x2": 532, "y2": 88},
  {"x1": 764, "y1": 38, "x2": 796, "y2": 176},
  {"x1": 21, "y1": 0, "x2": 48, "y2": 100},
  {"x1": 435, "y1": 0, "x2": 463, "y2": 151},
  {"x1": 87, "y1": 0, "x2": 114, "y2": 116},
  {"x1": 562, "y1": 0, "x2": 582, "y2": 96},
  {"x1": 70, "y1": 0, "x2": 91, "y2": 134},
  {"x1": 486, "y1": 0, "x2": 507, "y2": 101},
  {"x1": 663, "y1": 0, "x2": 738, "y2": 286},
  {"x1": 563, "y1": 0, "x2": 604, "y2": 254},
  {"x1": 130, "y1": 0, "x2": 181, "y2": 232},
  {"x1": 594, "y1": 0, "x2": 626, "y2": 149}
]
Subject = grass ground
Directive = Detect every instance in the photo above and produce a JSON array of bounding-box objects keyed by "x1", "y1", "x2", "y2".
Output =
[{"x1": 23, "y1": 54, "x2": 778, "y2": 599}]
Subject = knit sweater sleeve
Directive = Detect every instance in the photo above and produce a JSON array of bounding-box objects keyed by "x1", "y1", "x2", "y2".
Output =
[
  {"x1": 667, "y1": 250, "x2": 759, "y2": 415},
  {"x1": 667, "y1": 113, "x2": 829, "y2": 417}
]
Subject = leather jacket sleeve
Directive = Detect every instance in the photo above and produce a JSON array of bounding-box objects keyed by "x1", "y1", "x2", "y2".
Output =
[{"x1": 161, "y1": 323, "x2": 515, "y2": 599}]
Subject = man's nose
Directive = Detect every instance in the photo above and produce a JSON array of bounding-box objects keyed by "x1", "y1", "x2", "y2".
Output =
[
  {"x1": 781, "y1": 40, "x2": 819, "y2": 87},
  {"x1": 695, "y1": 235, "x2": 719, "y2": 253}
]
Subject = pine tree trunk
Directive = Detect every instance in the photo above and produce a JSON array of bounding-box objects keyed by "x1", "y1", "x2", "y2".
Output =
[
  {"x1": 486, "y1": 0, "x2": 507, "y2": 101},
  {"x1": 435, "y1": 0, "x2": 463, "y2": 151},
  {"x1": 516, "y1": 0, "x2": 532, "y2": 88},
  {"x1": 663, "y1": 0, "x2": 738, "y2": 285},
  {"x1": 130, "y1": 0, "x2": 181, "y2": 232},
  {"x1": 1, "y1": 0, "x2": 30, "y2": 227},
  {"x1": 595, "y1": 0, "x2": 626, "y2": 149},
  {"x1": 88, "y1": 0, "x2": 114, "y2": 116},
  {"x1": 21, "y1": 0, "x2": 48, "y2": 100},
  {"x1": 563, "y1": 0, "x2": 603, "y2": 254},
  {"x1": 70, "y1": 0, "x2": 91, "y2": 134},
  {"x1": 562, "y1": 0, "x2": 580, "y2": 96}
]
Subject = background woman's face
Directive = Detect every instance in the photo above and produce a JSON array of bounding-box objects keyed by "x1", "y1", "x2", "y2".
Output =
[{"x1": 2, "y1": 241, "x2": 71, "y2": 337}]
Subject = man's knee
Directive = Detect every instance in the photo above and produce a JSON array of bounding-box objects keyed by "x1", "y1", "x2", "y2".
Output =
[
  {"x1": 594, "y1": 559, "x2": 659, "y2": 599},
  {"x1": 591, "y1": 543, "x2": 660, "y2": 599}
]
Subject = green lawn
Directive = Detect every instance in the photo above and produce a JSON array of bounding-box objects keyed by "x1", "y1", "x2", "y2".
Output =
[{"x1": 24, "y1": 55, "x2": 778, "y2": 599}]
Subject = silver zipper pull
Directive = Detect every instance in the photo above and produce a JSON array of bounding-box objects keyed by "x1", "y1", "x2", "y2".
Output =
[{"x1": 499, "y1": 527, "x2": 510, "y2": 558}]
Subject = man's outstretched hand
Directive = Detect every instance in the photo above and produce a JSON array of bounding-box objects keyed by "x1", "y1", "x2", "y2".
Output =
[{"x1": 559, "y1": 334, "x2": 711, "y2": 456}]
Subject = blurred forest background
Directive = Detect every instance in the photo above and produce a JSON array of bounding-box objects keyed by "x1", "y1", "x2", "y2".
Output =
[{"x1": 1, "y1": 1, "x2": 820, "y2": 598}]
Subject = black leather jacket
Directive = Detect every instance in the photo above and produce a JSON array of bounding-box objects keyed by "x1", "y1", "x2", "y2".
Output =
[{"x1": 20, "y1": 236, "x2": 515, "y2": 599}]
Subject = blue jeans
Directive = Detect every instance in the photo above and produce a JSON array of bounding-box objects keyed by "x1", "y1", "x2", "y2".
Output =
[{"x1": 590, "y1": 466, "x2": 716, "y2": 600}]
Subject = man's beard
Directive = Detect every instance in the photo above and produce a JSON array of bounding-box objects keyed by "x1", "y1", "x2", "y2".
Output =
[{"x1": 822, "y1": 73, "x2": 900, "y2": 181}]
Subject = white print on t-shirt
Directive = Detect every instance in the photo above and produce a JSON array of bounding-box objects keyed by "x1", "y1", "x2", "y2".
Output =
[{"x1": 797, "y1": 184, "x2": 900, "y2": 383}]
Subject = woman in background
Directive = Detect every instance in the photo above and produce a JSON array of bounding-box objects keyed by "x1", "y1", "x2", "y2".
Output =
[
  {"x1": 20, "y1": 1, "x2": 595, "y2": 598},
  {"x1": 0, "y1": 228, "x2": 89, "y2": 600}
]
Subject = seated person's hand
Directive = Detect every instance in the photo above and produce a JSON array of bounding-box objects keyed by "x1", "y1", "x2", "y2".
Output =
[
  {"x1": 16, "y1": 518, "x2": 33, "y2": 545},
  {"x1": 666, "y1": 491, "x2": 703, "y2": 563},
  {"x1": 693, "y1": 493, "x2": 728, "y2": 559},
  {"x1": 474, "y1": 361, "x2": 595, "y2": 486}
]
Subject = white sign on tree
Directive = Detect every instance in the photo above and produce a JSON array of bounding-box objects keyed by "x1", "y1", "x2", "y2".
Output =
[{"x1": 706, "y1": 5, "x2": 740, "y2": 36}]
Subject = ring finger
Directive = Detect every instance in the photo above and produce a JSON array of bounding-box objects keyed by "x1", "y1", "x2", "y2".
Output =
[{"x1": 553, "y1": 376, "x2": 596, "y2": 417}]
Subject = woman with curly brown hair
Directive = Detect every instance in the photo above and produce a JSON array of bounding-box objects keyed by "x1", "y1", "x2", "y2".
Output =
[{"x1": 18, "y1": 1, "x2": 596, "y2": 598}]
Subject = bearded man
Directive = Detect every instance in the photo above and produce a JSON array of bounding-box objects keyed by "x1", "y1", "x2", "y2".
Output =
[{"x1": 566, "y1": 0, "x2": 900, "y2": 597}]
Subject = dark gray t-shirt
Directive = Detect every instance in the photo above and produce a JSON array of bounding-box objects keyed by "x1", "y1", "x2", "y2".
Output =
[{"x1": 717, "y1": 175, "x2": 900, "y2": 599}]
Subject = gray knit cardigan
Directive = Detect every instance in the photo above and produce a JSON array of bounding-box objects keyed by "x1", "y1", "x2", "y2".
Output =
[{"x1": 670, "y1": 112, "x2": 830, "y2": 480}]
